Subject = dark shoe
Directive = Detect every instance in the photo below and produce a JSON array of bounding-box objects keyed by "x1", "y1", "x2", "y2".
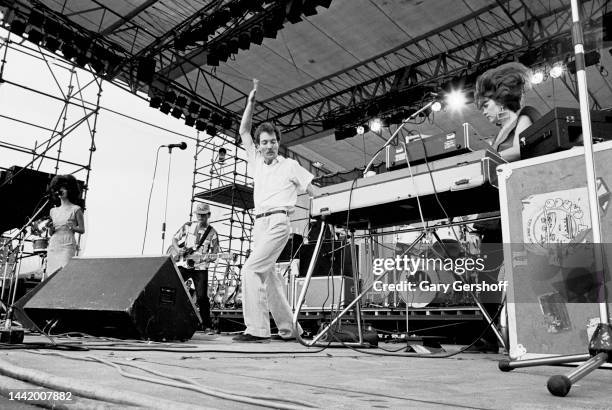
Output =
[
  {"x1": 232, "y1": 333, "x2": 270, "y2": 343},
  {"x1": 271, "y1": 334, "x2": 297, "y2": 342}
]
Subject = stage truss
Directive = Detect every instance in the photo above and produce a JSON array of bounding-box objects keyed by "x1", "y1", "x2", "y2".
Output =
[{"x1": 0, "y1": 31, "x2": 102, "y2": 305}]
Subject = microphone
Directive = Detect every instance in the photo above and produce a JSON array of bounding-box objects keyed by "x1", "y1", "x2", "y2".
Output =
[{"x1": 164, "y1": 142, "x2": 188, "y2": 150}]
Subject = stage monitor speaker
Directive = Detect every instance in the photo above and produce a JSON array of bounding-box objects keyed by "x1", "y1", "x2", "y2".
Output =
[{"x1": 15, "y1": 256, "x2": 200, "y2": 341}]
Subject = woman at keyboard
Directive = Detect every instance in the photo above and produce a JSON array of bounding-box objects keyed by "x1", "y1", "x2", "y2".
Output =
[{"x1": 475, "y1": 62, "x2": 541, "y2": 162}]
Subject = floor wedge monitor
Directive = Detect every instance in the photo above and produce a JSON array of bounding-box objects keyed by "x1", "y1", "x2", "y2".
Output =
[{"x1": 16, "y1": 256, "x2": 200, "y2": 341}]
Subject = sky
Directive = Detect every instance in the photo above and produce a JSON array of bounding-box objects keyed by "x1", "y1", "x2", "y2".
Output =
[{"x1": 0, "y1": 29, "x2": 235, "y2": 274}]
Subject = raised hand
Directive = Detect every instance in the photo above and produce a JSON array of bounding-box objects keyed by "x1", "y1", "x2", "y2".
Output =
[{"x1": 248, "y1": 78, "x2": 258, "y2": 104}]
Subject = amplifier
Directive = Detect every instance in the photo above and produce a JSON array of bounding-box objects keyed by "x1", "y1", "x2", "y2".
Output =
[
  {"x1": 294, "y1": 276, "x2": 354, "y2": 310},
  {"x1": 386, "y1": 122, "x2": 490, "y2": 170},
  {"x1": 520, "y1": 107, "x2": 612, "y2": 159}
]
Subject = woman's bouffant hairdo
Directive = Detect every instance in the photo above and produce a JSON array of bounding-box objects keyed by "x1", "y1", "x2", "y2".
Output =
[
  {"x1": 474, "y1": 62, "x2": 531, "y2": 112},
  {"x1": 254, "y1": 122, "x2": 282, "y2": 145},
  {"x1": 49, "y1": 174, "x2": 83, "y2": 207}
]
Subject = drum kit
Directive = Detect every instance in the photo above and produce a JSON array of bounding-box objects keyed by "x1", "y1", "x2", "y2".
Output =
[
  {"x1": 29, "y1": 217, "x2": 51, "y2": 256},
  {"x1": 366, "y1": 228, "x2": 483, "y2": 309}
]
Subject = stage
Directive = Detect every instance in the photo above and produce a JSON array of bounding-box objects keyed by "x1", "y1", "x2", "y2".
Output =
[{"x1": 0, "y1": 332, "x2": 610, "y2": 409}]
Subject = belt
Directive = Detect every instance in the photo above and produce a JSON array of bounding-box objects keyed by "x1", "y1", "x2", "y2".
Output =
[{"x1": 255, "y1": 210, "x2": 288, "y2": 219}]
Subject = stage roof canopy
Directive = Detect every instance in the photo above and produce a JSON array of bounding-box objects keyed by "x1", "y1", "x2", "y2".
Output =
[{"x1": 13, "y1": 0, "x2": 612, "y2": 171}]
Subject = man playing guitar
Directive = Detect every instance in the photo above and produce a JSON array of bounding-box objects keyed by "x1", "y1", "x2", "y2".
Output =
[{"x1": 171, "y1": 202, "x2": 220, "y2": 330}]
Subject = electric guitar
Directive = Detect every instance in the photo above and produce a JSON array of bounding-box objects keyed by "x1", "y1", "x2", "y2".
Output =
[{"x1": 167, "y1": 246, "x2": 233, "y2": 269}]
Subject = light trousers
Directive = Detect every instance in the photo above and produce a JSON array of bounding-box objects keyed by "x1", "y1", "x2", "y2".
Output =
[{"x1": 242, "y1": 213, "x2": 301, "y2": 337}]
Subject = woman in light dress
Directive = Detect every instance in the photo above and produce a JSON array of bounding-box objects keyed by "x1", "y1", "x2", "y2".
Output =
[{"x1": 46, "y1": 175, "x2": 85, "y2": 275}]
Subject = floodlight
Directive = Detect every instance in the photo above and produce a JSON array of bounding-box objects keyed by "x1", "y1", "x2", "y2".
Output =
[
  {"x1": 369, "y1": 118, "x2": 383, "y2": 133},
  {"x1": 531, "y1": 70, "x2": 545, "y2": 84},
  {"x1": 550, "y1": 63, "x2": 565, "y2": 78},
  {"x1": 445, "y1": 90, "x2": 467, "y2": 111}
]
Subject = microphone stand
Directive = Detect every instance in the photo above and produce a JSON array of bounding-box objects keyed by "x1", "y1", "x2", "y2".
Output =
[
  {"x1": 161, "y1": 146, "x2": 175, "y2": 253},
  {"x1": 1, "y1": 196, "x2": 51, "y2": 344},
  {"x1": 498, "y1": 1, "x2": 612, "y2": 397},
  {"x1": 363, "y1": 99, "x2": 438, "y2": 176}
]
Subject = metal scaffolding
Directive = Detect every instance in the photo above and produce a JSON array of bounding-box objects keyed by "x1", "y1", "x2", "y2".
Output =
[
  {"x1": 189, "y1": 131, "x2": 253, "y2": 309},
  {"x1": 0, "y1": 30, "x2": 102, "y2": 306}
]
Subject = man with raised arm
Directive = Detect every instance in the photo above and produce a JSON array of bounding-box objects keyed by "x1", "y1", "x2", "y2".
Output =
[{"x1": 233, "y1": 79, "x2": 317, "y2": 343}]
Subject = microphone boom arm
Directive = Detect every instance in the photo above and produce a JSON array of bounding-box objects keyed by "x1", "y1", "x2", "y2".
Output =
[{"x1": 363, "y1": 99, "x2": 436, "y2": 176}]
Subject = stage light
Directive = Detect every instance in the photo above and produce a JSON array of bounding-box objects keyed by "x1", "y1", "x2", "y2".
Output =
[
  {"x1": 106, "y1": 53, "x2": 123, "y2": 73},
  {"x1": 321, "y1": 117, "x2": 336, "y2": 130},
  {"x1": 445, "y1": 90, "x2": 467, "y2": 111},
  {"x1": 334, "y1": 127, "x2": 352, "y2": 141},
  {"x1": 263, "y1": 16, "x2": 281, "y2": 38},
  {"x1": 149, "y1": 95, "x2": 162, "y2": 108},
  {"x1": 45, "y1": 20, "x2": 60, "y2": 38},
  {"x1": 531, "y1": 70, "x2": 545, "y2": 84},
  {"x1": 211, "y1": 112, "x2": 223, "y2": 126},
  {"x1": 90, "y1": 58, "x2": 106, "y2": 74},
  {"x1": 185, "y1": 115, "x2": 196, "y2": 127},
  {"x1": 238, "y1": 32, "x2": 251, "y2": 50},
  {"x1": 431, "y1": 101, "x2": 443, "y2": 112},
  {"x1": 286, "y1": 0, "x2": 304, "y2": 23},
  {"x1": 222, "y1": 116, "x2": 234, "y2": 130},
  {"x1": 160, "y1": 102, "x2": 172, "y2": 114},
  {"x1": 28, "y1": 10, "x2": 44, "y2": 27},
  {"x1": 567, "y1": 51, "x2": 601, "y2": 74},
  {"x1": 10, "y1": 19, "x2": 26, "y2": 37},
  {"x1": 216, "y1": 46, "x2": 230, "y2": 62},
  {"x1": 356, "y1": 125, "x2": 365, "y2": 135},
  {"x1": 369, "y1": 118, "x2": 383, "y2": 133},
  {"x1": 174, "y1": 35, "x2": 188, "y2": 51},
  {"x1": 164, "y1": 91, "x2": 177, "y2": 104},
  {"x1": 198, "y1": 107, "x2": 211, "y2": 119},
  {"x1": 195, "y1": 120, "x2": 206, "y2": 131},
  {"x1": 45, "y1": 37, "x2": 60, "y2": 53},
  {"x1": 61, "y1": 43, "x2": 76, "y2": 61},
  {"x1": 550, "y1": 63, "x2": 565, "y2": 78},
  {"x1": 175, "y1": 95, "x2": 187, "y2": 108},
  {"x1": 136, "y1": 57, "x2": 155, "y2": 84},
  {"x1": 227, "y1": 38, "x2": 239, "y2": 54},
  {"x1": 206, "y1": 124, "x2": 218, "y2": 136},
  {"x1": 171, "y1": 107, "x2": 183, "y2": 119},
  {"x1": 207, "y1": 52, "x2": 219, "y2": 66},
  {"x1": 75, "y1": 52, "x2": 89, "y2": 68},
  {"x1": 216, "y1": 7, "x2": 232, "y2": 26},
  {"x1": 251, "y1": 26, "x2": 264, "y2": 45},
  {"x1": 188, "y1": 101, "x2": 200, "y2": 114},
  {"x1": 27, "y1": 29, "x2": 43, "y2": 45}
]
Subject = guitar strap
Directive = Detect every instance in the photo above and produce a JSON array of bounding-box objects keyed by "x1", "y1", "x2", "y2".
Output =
[{"x1": 196, "y1": 225, "x2": 213, "y2": 253}]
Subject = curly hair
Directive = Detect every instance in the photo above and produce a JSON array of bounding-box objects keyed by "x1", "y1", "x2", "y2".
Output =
[
  {"x1": 474, "y1": 62, "x2": 531, "y2": 112},
  {"x1": 253, "y1": 122, "x2": 282, "y2": 145},
  {"x1": 49, "y1": 174, "x2": 83, "y2": 207}
]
